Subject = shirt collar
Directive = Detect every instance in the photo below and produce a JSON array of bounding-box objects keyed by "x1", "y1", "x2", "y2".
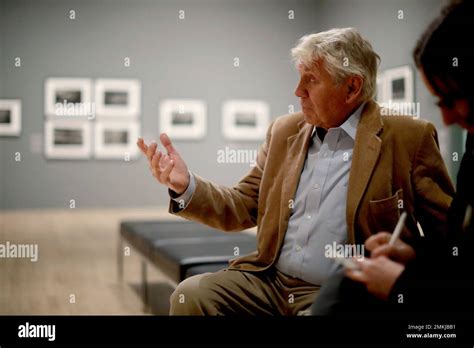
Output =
[
  {"x1": 311, "y1": 102, "x2": 365, "y2": 141},
  {"x1": 339, "y1": 102, "x2": 364, "y2": 140}
]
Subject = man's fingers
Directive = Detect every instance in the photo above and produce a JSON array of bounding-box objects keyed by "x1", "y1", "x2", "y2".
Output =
[
  {"x1": 160, "y1": 133, "x2": 177, "y2": 155},
  {"x1": 160, "y1": 159, "x2": 175, "y2": 183},
  {"x1": 150, "y1": 165, "x2": 158, "y2": 180},
  {"x1": 147, "y1": 142, "x2": 158, "y2": 161},
  {"x1": 137, "y1": 137, "x2": 148, "y2": 155},
  {"x1": 151, "y1": 151, "x2": 163, "y2": 170}
]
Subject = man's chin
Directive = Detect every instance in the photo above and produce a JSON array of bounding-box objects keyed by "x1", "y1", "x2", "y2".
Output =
[
  {"x1": 302, "y1": 112, "x2": 315, "y2": 123},
  {"x1": 303, "y1": 113, "x2": 322, "y2": 127}
]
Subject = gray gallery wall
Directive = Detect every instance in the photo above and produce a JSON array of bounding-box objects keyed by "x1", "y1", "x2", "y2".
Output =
[{"x1": 0, "y1": 0, "x2": 450, "y2": 210}]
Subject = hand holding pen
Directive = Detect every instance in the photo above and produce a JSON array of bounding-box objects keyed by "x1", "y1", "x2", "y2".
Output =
[
  {"x1": 365, "y1": 212, "x2": 416, "y2": 265},
  {"x1": 343, "y1": 212, "x2": 415, "y2": 299}
]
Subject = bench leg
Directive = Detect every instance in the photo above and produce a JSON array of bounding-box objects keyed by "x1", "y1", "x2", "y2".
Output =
[{"x1": 141, "y1": 260, "x2": 149, "y2": 313}]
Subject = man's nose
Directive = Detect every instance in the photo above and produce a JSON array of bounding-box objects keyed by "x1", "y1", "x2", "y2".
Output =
[{"x1": 294, "y1": 82, "x2": 307, "y2": 98}]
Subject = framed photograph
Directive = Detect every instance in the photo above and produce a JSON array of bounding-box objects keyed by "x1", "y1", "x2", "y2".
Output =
[
  {"x1": 0, "y1": 99, "x2": 21, "y2": 136},
  {"x1": 95, "y1": 79, "x2": 141, "y2": 118},
  {"x1": 44, "y1": 78, "x2": 92, "y2": 117},
  {"x1": 222, "y1": 100, "x2": 269, "y2": 140},
  {"x1": 159, "y1": 99, "x2": 206, "y2": 140},
  {"x1": 94, "y1": 121, "x2": 140, "y2": 159},
  {"x1": 382, "y1": 66, "x2": 414, "y2": 104},
  {"x1": 44, "y1": 120, "x2": 92, "y2": 159}
]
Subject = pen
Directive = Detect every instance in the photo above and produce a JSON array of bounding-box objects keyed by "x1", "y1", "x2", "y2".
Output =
[{"x1": 389, "y1": 211, "x2": 408, "y2": 245}]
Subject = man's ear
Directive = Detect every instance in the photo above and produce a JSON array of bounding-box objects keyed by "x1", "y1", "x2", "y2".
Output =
[{"x1": 346, "y1": 76, "x2": 363, "y2": 103}]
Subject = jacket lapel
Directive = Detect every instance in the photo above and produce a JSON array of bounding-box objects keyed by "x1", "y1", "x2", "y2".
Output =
[
  {"x1": 278, "y1": 119, "x2": 313, "y2": 245},
  {"x1": 346, "y1": 101, "x2": 383, "y2": 243}
]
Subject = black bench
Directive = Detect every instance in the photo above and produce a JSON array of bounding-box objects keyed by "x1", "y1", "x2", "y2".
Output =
[{"x1": 118, "y1": 220, "x2": 257, "y2": 311}]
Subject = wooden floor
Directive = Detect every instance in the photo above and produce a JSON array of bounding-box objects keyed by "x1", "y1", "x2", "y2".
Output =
[{"x1": 0, "y1": 208, "x2": 178, "y2": 315}]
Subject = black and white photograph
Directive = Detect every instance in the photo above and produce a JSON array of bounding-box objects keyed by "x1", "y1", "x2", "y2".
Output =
[
  {"x1": 159, "y1": 99, "x2": 206, "y2": 139},
  {"x1": 0, "y1": 99, "x2": 21, "y2": 136},
  {"x1": 0, "y1": 109, "x2": 10, "y2": 123},
  {"x1": 94, "y1": 121, "x2": 140, "y2": 159},
  {"x1": 234, "y1": 112, "x2": 258, "y2": 127},
  {"x1": 171, "y1": 111, "x2": 194, "y2": 125},
  {"x1": 55, "y1": 90, "x2": 82, "y2": 104},
  {"x1": 44, "y1": 120, "x2": 92, "y2": 159},
  {"x1": 382, "y1": 65, "x2": 414, "y2": 104},
  {"x1": 44, "y1": 78, "x2": 92, "y2": 117},
  {"x1": 222, "y1": 100, "x2": 269, "y2": 140},
  {"x1": 104, "y1": 91, "x2": 128, "y2": 106},
  {"x1": 95, "y1": 79, "x2": 141, "y2": 118}
]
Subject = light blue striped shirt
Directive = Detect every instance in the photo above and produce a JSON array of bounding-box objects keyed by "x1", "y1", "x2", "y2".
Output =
[{"x1": 275, "y1": 103, "x2": 363, "y2": 285}]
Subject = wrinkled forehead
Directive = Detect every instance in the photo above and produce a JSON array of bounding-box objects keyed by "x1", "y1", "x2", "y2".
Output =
[{"x1": 297, "y1": 58, "x2": 325, "y2": 74}]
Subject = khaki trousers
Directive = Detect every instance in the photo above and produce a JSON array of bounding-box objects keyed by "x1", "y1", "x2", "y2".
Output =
[{"x1": 169, "y1": 267, "x2": 320, "y2": 315}]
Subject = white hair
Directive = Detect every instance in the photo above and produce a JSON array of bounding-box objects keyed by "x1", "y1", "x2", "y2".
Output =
[{"x1": 291, "y1": 28, "x2": 380, "y2": 101}]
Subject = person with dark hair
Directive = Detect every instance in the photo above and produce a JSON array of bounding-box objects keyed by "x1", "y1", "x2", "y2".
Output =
[{"x1": 311, "y1": 0, "x2": 474, "y2": 315}]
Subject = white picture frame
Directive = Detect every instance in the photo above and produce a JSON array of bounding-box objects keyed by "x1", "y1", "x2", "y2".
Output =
[
  {"x1": 94, "y1": 121, "x2": 140, "y2": 159},
  {"x1": 382, "y1": 66, "x2": 414, "y2": 104},
  {"x1": 0, "y1": 99, "x2": 21, "y2": 136},
  {"x1": 222, "y1": 100, "x2": 269, "y2": 141},
  {"x1": 44, "y1": 120, "x2": 92, "y2": 159},
  {"x1": 95, "y1": 79, "x2": 141, "y2": 118},
  {"x1": 44, "y1": 78, "x2": 93, "y2": 117},
  {"x1": 375, "y1": 75, "x2": 385, "y2": 103},
  {"x1": 159, "y1": 99, "x2": 206, "y2": 140}
]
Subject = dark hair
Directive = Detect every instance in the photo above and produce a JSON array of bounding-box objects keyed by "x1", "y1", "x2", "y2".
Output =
[{"x1": 414, "y1": 0, "x2": 474, "y2": 99}]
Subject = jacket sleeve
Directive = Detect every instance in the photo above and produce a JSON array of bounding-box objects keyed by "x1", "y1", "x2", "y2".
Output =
[
  {"x1": 411, "y1": 122, "x2": 455, "y2": 241},
  {"x1": 167, "y1": 121, "x2": 274, "y2": 232}
]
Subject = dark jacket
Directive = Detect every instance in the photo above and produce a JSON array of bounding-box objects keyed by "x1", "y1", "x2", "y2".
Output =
[{"x1": 388, "y1": 133, "x2": 474, "y2": 312}]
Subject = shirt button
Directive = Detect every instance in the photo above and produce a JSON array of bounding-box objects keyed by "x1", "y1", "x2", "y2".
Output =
[
  {"x1": 314, "y1": 184, "x2": 320, "y2": 189},
  {"x1": 306, "y1": 215, "x2": 311, "y2": 219},
  {"x1": 295, "y1": 245, "x2": 302, "y2": 251}
]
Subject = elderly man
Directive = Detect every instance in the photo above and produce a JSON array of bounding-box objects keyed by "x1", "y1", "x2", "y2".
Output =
[{"x1": 137, "y1": 27, "x2": 454, "y2": 315}]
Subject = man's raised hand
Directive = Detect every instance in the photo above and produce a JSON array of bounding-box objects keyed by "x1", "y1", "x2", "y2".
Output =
[{"x1": 137, "y1": 133, "x2": 190, "y2": 195}]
